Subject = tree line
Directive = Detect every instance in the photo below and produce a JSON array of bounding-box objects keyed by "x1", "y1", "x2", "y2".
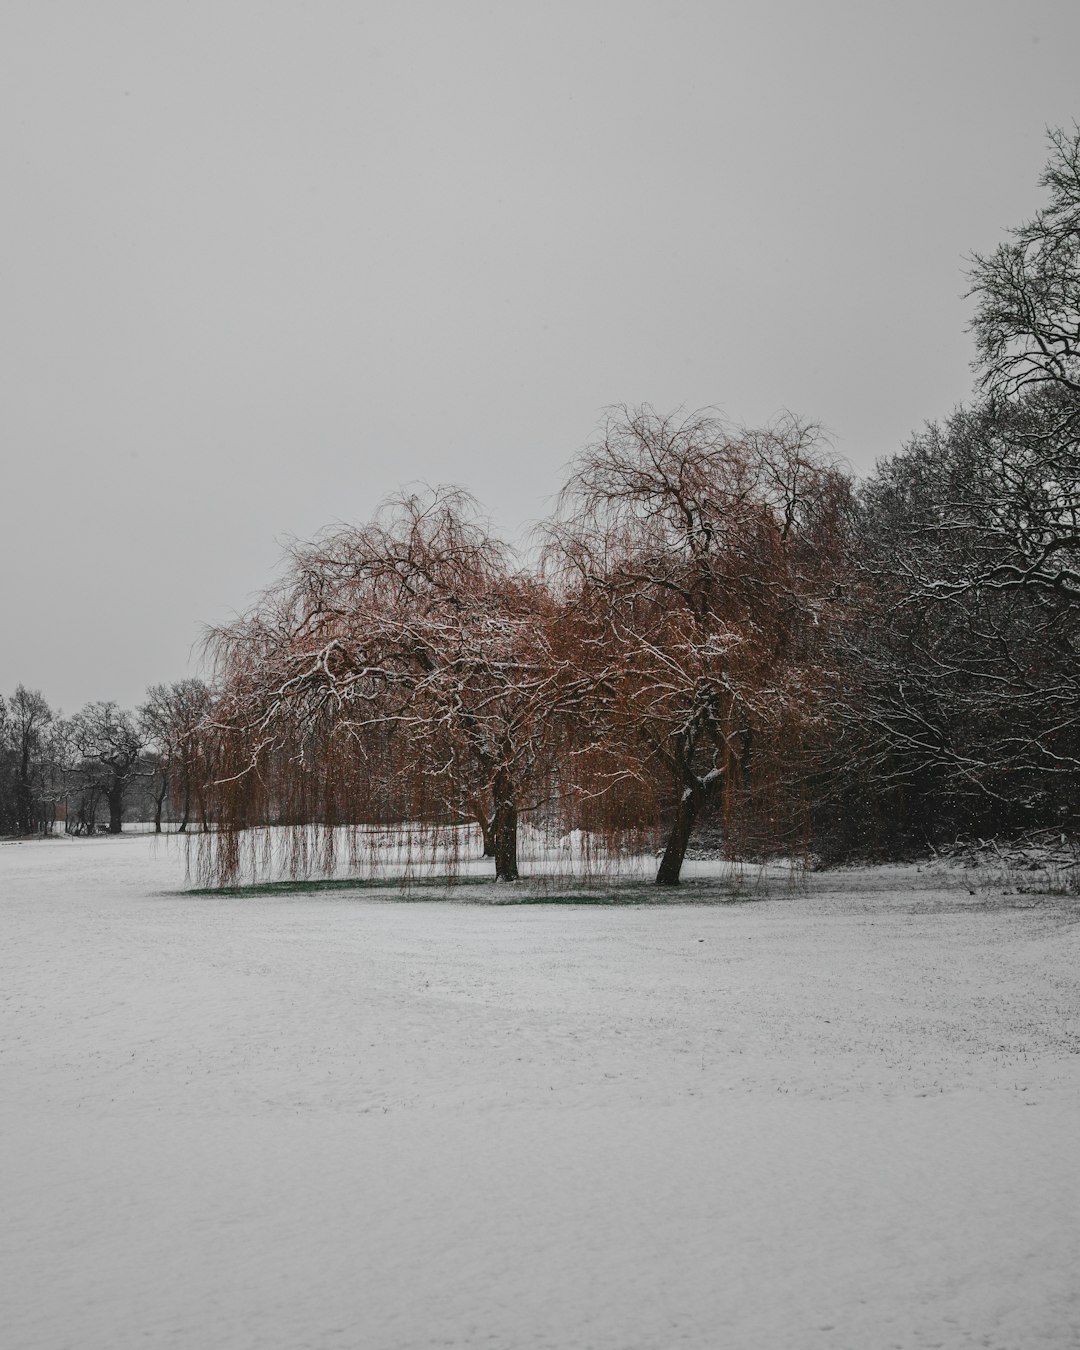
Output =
[
  {"x1": 0, "y1": 681, "x2": 210, "y2": 837},
  {"x1": 7, "y1": 128, "x2": 1079, "y2": 885}
]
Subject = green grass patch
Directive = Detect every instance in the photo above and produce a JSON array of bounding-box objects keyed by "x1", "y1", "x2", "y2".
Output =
[
  {"x1": 181, "y1": 874, "x2": 478, "y2": 898},
  {"x1": 178, "y1": 871, "x2": 772, "y2": 905}
]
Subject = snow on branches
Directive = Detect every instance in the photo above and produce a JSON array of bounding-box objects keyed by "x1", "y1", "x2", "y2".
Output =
[
  {"x1": 544, "y1": 406, "x2": 851, "y2": 882},
  {"x1": 195, "y1": 419, "x2": 850, "y2": 887}
]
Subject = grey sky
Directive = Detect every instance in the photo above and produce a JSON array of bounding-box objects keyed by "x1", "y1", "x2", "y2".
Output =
[{"x1": 2, "y1": 0, "x2": 1078, "y2": 713}]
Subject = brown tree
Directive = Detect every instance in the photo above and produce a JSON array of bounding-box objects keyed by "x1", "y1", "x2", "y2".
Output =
[
  {"x1": 202, "y1": 488, "x2": 585, "y2": 884},
  {"x1": 546, "y1": 406, "x2": 850, "y2": 883}
]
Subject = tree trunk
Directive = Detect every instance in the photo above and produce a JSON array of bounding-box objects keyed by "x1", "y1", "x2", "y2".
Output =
[
  {"x1": 475, "y1": 803, "x2": 496, "y2": 857},
  {"x1": 14, "y1": 780, "x2": 34, "y2": 836},
  {"x1": 492, "y1": 772, "x2": 518, "y2": 881},
  {"x1": 17, "y1": 743, "x2": 34, "y2": 834},
  {"x1": 656, "y1": 787, "x2": 700, "y2": 885},
  {"x1": 107, "y1": 782, "x2": 124, "y2": 834}
]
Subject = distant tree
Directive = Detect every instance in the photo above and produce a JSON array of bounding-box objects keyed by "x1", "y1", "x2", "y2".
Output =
[
  {"x1": 42, "y1": 717, "x2": 78, "y2": 833},
  {"x1": 140, "y1": 679, "x2": 212, "y2": 832},
  {"x1": 0, "y1": 686, "x2": 55, "y2": 835},
  {"x1": 67, "y1": 702, "x2": 145, "y2": 834},
  {"x1": 0, "y1": 694, "x2": 10, "y2": 834}
]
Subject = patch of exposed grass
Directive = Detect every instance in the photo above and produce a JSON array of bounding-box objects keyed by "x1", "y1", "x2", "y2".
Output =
[
  {"x1": 181, "y1": 875, "x2": 475, "y2": 898},
  {"x1": 177, "y1": 871, "x2": 775, "y2": 905}
]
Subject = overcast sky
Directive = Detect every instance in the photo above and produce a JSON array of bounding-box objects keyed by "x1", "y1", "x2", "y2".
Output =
[{"x1": 3, "y1": 0, "x2": 1079, "y2": 713}]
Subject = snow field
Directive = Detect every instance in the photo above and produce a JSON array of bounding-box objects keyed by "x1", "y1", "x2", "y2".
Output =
[{"x1": 2, "y1": 835, "x2": 1078, "y2": 1349}]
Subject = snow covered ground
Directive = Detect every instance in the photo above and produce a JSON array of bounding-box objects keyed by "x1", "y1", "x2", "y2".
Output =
[{"x1": 2, "y1": 835, "x2": 1078, "y2": 1350}]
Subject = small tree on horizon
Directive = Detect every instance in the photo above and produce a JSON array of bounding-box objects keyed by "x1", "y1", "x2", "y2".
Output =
[
  {"x1": 0, "y1": 686, "x2": 55, "y2": 836},
  {"x1": 67, "y1": 702, "x2": 145, "y2": 834},
  {"x1": 140, "y1": 679, "x2": 213, "y2": 832}
]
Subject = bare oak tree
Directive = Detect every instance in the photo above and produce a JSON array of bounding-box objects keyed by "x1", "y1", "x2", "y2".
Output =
[{"x1": 68, "y1": 702, "x2": 145, "y2": 834}]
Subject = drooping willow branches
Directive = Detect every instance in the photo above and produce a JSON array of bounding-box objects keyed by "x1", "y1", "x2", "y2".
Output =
[
  {"x1": 543, "y1": 406, "x2": 852, "y2": 882},
  {"x1": 194, "y1": 411, "x2": 850, "y2": 887},
  {"x1": 198, "y1": 488, "x2": 602, "y2": 883}
]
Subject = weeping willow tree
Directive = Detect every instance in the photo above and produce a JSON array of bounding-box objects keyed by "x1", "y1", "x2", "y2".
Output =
[
  {"x1": 196, "y1": 487, "x2": 593, "y2": 886},
  {"x1": 543, "y1": 405, "x2": 853, "y2": 884},
  {"x1": 193, "y1": 415, "x2": 851, "y2": 889}
]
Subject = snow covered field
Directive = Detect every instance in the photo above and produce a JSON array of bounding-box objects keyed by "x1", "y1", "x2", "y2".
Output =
[{"x1": 2, "y1": 835, "x2": 1078, "y2": 1350}]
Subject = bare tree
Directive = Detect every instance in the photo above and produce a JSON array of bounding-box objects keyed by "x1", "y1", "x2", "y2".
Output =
[
  {"x1": 203, "y1": 488, "x2": 585, "y2": 883},
  {"x1": 962, "y1": 127, "x2": 1080, "y2": 618},
  {"x1": 814, "y1": 128, "x2": 1080, "y2": 847},
  {"x1": 140, "y1": 679, "x2": 212, "y2": 832},
  {"x1": 969, "y1": 125, "x2": 1080, "y2": 415},
  {"x1": 67, "y1": 702, "x2": 145, "y2": 834},
  {"x1": 0, "y1": 686, "x2": 55, "y2": 835},
  {"x1": 829, "y1": 396, "x2": 1080, "y2": 849},
  {"x1": 546, "y1": 406, "x2": 850, "y2": 883}
]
